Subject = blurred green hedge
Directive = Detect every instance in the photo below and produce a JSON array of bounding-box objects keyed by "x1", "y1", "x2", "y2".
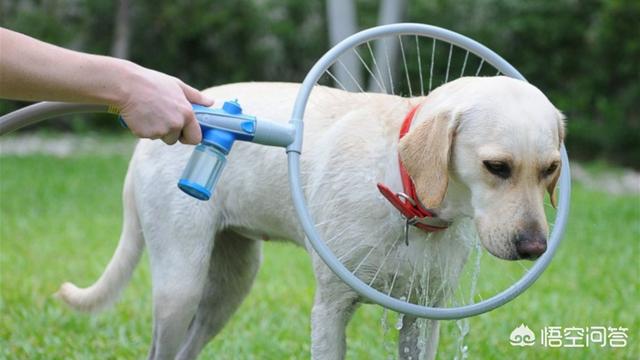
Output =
[{"x1": 1, "y1": 0, "x2": 638, "y2": 167}]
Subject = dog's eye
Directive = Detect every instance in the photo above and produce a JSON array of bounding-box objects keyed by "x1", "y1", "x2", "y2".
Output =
[
  {"x1": 483, "y1": 160, "x2": 511, "y2": 179},
  {"x1": 543, "y1": 162, "x2": 559, "y2": 177}
]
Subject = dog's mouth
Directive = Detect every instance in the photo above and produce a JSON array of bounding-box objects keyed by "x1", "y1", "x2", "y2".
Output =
[
  {"x1": 481, "y1": 240, "x2": 547, "y2": 261},
  {"x1": 483, "y1": 245, "x2": 521, "y2": 261},
  {"x1": 478, "y1": 233, "x2": 548, "y2": 261}
]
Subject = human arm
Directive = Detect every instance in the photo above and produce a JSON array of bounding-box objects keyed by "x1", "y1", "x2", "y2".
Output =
[{"x1": 0, "y1": 27, "x2": 213, "y2": 144}]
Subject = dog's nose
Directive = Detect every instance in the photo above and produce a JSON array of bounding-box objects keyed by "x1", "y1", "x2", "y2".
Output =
[{"x1": 515, "y1": 233, "x2": 547, "y2": 260}]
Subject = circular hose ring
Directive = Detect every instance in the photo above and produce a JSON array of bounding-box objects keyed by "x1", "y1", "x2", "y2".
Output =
[{"x1": 286, "y1": 23, "x2": 571, "y2": 319}]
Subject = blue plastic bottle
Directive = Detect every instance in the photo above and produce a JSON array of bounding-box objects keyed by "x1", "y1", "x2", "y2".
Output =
[
  {"x1": 178, "y1": 141, "x2": 228, "y2": 201},
  {"x1": 178, "y1": 100, "x2": 252, "y2": 201}
]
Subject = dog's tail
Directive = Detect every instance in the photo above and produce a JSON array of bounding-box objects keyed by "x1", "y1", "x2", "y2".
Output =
[{"x1": 55, "y1": 167, "x2": 144, "y2": 312}]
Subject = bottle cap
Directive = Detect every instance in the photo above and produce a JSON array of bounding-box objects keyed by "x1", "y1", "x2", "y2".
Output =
[{"x1": 222, "y1": 99, "x2": 242, "y2": 115}]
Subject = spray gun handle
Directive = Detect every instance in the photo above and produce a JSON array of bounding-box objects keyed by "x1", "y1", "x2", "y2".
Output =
[
  {"x1": 178, "y1": 100, "x2": 294, "y2": 201},
  {"x1": 117, "y1": 102, "x2": 294, "y2": 149},
  {"x1": 193, "y1": 102, "x2": 294, "y2": 149},
  {"x1": 193, "y1": 101, "x2": 255, "y2": 149},
  {"x1": 117, "y1": 100, "x2": 294, "y2": 201},
  {"x1": 115, "y1": 103, "x2": 213, "y2": 131}
]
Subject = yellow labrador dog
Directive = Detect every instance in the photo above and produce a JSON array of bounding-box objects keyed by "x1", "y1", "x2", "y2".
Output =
[{"x1": 56, "y1": 76, "x2": 564, "y2": 360}]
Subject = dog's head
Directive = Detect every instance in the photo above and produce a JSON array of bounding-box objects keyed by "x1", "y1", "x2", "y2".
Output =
[{"x1": 399, "y1": 76, "x2": 564, "y2": 260}]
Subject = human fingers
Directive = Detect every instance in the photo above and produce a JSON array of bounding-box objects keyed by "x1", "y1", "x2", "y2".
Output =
[
  {"x1": 161, "y1": 130, "x2": 181, "y2": 145},
  {"x1": 179, "y1": 111, "x2": 202, "y2": 145},
  {"x1": 179, "y1": 81, "x2": 214, "y2": 107}
]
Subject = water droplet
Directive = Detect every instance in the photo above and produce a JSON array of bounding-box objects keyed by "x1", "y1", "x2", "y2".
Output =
[
  {"x1": 380, "y1": 309, "x2": 396, "y2": 358},
  {"x1": 395, "y1": 314, "x2": 404, "y2": 330},
  {"x1": 380, "y1": 309, "x2": 389, "y2": 332}
]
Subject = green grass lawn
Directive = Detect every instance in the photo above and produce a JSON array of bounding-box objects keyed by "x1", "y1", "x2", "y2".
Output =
[{"x1": 1, "y1": 151, "x2": 638, "y2": 359}]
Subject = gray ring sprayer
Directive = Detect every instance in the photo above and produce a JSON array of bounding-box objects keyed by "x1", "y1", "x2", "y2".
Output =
[{"x1": 0, "y1": 23, "x2": 570, "y2": 320}]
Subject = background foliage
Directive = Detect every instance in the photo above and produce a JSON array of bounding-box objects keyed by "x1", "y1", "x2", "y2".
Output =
[{"x1": 1, "y1": 0, "x2": 638, "y2": 167}]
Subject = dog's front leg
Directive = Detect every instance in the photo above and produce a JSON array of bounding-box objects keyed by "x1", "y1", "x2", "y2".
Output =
[
  {"x1": 398, "y1": 316, "x2": 421, "y2": 360},
  {"x1": 398, "y1": 316, "x2": 439, "y2": 360},
  {"x1": 310, "y1": 289, "x2": 358, "y2": 360}
]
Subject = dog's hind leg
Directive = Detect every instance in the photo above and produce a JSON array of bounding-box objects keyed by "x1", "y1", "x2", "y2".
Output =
[
  {"x1": 144, "y1": 206, "x2": 218, "y2": 360},
  {"x1": 175, "y1": 230, "x2": 262, "y2": 360}
]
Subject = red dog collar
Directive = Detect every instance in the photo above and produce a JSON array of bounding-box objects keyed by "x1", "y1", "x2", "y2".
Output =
[{"x1": 377, "y1": 104, "x2": 450, "y2": 232}]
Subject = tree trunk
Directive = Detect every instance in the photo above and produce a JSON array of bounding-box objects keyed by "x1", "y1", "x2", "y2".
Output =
[
  {"x1": 326, "y1": 0, "x2": 361, "y2": 91},
  {"x1": 110, "y1": 0, "x2": 131, "y2": 59},
  {"x1": 368, "y1": 0, "x2": 406, "y2": 93}
]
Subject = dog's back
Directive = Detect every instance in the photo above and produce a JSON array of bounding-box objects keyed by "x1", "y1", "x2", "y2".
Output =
[{"x1": 131, "y1": 82, "x2": 414, "y2": 246}]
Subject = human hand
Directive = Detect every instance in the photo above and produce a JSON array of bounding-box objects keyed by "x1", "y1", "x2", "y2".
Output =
[
  {"x1": 117, "y1": 63, "x2": 214, "y2": 145},
  {"x1": 0, "y1": 28, "x2": 213, "y2": 144}
]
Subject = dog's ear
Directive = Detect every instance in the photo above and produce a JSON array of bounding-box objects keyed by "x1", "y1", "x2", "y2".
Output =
[
  {"x1": 398, "y1": 110, "x2": 457, "y2": 209},
  {"x1": 548, "y1": 110, "x2": 566, "y2": 208},
  {"x1": 555, "y1": 109, "x2": 566, "y2": 148}
]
